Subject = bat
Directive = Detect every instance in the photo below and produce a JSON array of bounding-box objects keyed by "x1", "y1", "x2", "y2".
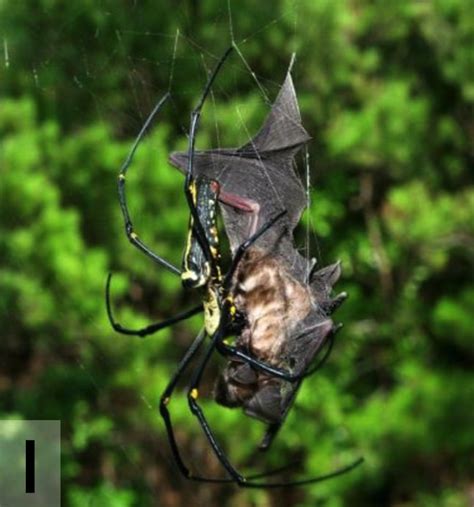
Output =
[{"x1": 169, "y1": 62, "x2": 346, "y2": 450}]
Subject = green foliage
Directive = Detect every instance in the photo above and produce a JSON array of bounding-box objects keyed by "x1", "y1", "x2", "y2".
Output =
[{"x1": 1, "y1": 1, "x2": 472, "y2": 506}]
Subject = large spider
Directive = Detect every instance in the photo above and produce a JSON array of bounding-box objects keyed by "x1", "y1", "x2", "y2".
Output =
[{"x1": 106, "y1": 47, "x2": 363, "y2": 487}]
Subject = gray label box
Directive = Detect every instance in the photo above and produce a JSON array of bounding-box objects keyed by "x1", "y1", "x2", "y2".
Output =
[{"x1": 0, "y1": 420, "x2": 60, "y2": 507}]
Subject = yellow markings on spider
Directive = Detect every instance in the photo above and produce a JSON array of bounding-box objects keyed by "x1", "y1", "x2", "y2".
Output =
[
  {"x1": 181, "y1": 270, "x2": 199, "y2": 282},
  {"x1": 118, "y1": 174, "x2": 125, "y2": 181},
  {"x1": 188, "y1": 180, "x2": 198, "y2": 203},
  {"x1": 182, "y1": 223, "x2": 194, "y2": 276},
  {"x1": 162, "y1": 396, "x2": 170, "y2": 406},
  {"x1": 208, "y1": 225, "x2": 219, "y2": 248},
  {"x1": 225, "y1": 296, "x2": 237, "y2": 317},
  {"x1": 130, "y1": 232, "x2": 138, "y2": 240},
  {"x1": 190, "y1": 388, "x2": 199, "y2": 399},
  {"x1": 203, "y1": 288, "x2": 220, "y2": 335}
]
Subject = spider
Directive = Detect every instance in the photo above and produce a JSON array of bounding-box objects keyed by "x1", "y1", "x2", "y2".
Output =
[{"x1": 106, "y1": 47, "x2": 363, "y2": 487}]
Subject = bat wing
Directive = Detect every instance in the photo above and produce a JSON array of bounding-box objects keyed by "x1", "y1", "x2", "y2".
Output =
[{"x1": 169, "y1": 65, "x2": 311, "y2": 277}]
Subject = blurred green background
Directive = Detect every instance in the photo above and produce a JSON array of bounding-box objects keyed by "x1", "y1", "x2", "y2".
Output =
[{"x1": 1, "y1": 1, "x2": 473, "y2": 506}]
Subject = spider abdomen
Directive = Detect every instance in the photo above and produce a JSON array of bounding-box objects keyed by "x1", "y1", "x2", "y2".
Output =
[{"x1": 181, "y1": 176, "x2": 222, "y2": 289}]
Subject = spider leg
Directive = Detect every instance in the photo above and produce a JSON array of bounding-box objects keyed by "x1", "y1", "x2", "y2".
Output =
[
  {"x1": 105, "y1": 273, "x2": 202, "y2": 337},
  {"x1": 184, "y1": 47, "x2": 234, "y2": 266},
  {"x1": 186, "y1": 325, "x2": 364, "y2": 487},
  {"x1": 158, "y1": 328, "x2": 296, "y2": 484},
  {"x1": 158, "y1": 329, "x2": 230, "y2": 483},
  {"x1": 216, "y1": 323, "x2": 338, "y2": 383},
  {"x1": 185, "y1": 327, "x2": 245, "y2": 483},
  {"x1": 117, "y1": 93, "x2": 180, "y2": 276},
  {"x1": 237, "y1": 458, "x2": 364, "y2": 489},
  {"x1": 216, "y1": 343, "x2": 308, "y2": 382}
]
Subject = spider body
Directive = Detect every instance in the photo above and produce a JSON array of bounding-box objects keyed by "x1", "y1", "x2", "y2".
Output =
[
  {"x1": 106, "y1": 47, "x2": 363, "y2": 487},
  {"x1": 181, "y1": 176, "x2": 230, "y2": 335},
  {"x1": 181, "y1": 176, "x2": 221, "y2": 290}
]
